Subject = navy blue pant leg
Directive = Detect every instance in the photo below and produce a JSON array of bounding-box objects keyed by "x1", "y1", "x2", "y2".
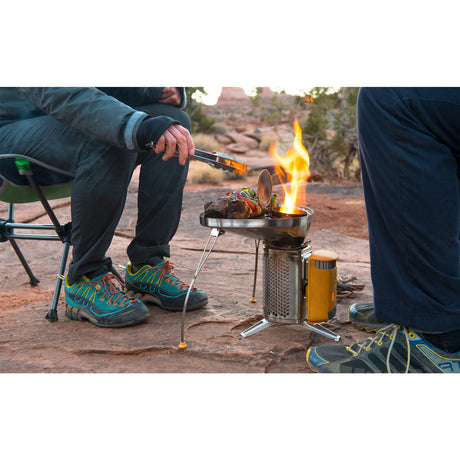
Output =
[{"x1": 357, "y1": 87, "x2": 460, "y2": 332}]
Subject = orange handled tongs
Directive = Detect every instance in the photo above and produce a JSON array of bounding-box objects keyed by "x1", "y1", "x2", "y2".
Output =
[{"x1": 145, "y1": 142, "x2": 247, "y2": 175}]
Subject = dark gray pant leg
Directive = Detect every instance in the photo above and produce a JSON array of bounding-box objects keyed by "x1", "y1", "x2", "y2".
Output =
[
  {"x1": 68, "y1": 138, "x2": 138, "y2": 283},
  {"x1": 127, "y1": 104, "x2": 191, "y2": 266}
]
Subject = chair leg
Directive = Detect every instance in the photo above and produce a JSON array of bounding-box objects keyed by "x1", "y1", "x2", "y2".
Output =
[
  {"x1": 9, "y1": 239, "x2": 40, "y2": 286},
  {"x1": 46, "y1": 240, "x2": 71, "y2": 322}
]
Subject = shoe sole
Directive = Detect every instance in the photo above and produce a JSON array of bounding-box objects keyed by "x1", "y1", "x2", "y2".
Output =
[
  {"x1": 126, "y1": 290, "x2": 208, "y2": 312},
  {"x1": 65, "y1": 304, "x2": 150, "y2": 328}
]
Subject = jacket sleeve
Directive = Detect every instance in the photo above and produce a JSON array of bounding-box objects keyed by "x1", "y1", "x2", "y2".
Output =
[
  {"x1": 140, "y1": 87, "x2": 187, "y2": 108},
  {"x1": 175, "y1": 88, "x2": 187, "y2": 109},
  {"x1": 131, "y1": 87, "x2": 187, "y2": 108},
  {"x1": 16, "y1": 87, "x2": 175, "y2": 151},
  {"x1": 96, "y1": 87, "x2": 187, "y2": 109}
]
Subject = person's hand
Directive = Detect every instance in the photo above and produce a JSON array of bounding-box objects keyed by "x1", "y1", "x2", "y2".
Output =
[
  {"x1": 136, "y1": 116, "x2": 194, "y2": 165},
  {"x1": 154, "y1": 123, "x2": 194, "y2": 166},
  {"x1": 160, "y1": 87, "x2": 182, "y2": 106}
]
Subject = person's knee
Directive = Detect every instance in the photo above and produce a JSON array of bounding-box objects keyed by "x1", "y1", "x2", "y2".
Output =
[
  {"x1": 77, "y1": 139, "x2": 136, "y2": 183},
  {"x1": 156, "y1": 107, "x2": 191, "y2": 132},
  {"x1": 138, "y1": 104, "x2": 192, "y2": 133},
  {"x1": 169, "y1": 109, "x2": 191, "y2": 132}
]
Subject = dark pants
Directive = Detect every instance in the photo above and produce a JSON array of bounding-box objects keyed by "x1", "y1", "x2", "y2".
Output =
[
  {"x1": 357, "y1": 88, "x2": 460, "y2": 332},
  {"x1": 0, "y1": 104, "x2": 191, "y2": 285}
]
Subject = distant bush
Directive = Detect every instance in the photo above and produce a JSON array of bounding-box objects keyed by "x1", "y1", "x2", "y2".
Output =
[
  {"x1": 212, "y1": 122, "x2": 227, "y2": 135},
  {"x1": 187, "y1": 162, "x2": 225, "y2": 185},
  {"x1": 264, "y1": 111, "x2": 282, "y2": 127},
  {"x1": 300, "y1": 87, "x2": 360, "y2": 181},
  {"x1": 260, "y1": 134, "x2": 279, "y2": 151},
  {"x1": 192, "y1": 133, "x2": 220, "y2": 152},
  {"x1": 184, "y1": 87, "x2": 216, "y2": 134}
]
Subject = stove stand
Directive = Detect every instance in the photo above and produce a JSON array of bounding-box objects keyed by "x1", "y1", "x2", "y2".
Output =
[
  {"x1": 240, "y1": 318, "x2": 340, "y2": 341},
  {"x1": 240, "y1": 241, "x2": 340, "y2": 341}
]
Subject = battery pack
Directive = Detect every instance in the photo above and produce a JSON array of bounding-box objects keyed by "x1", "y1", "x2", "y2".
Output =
[{"x1": 306, "y1": 249, "x2": 337, "y2": 323}]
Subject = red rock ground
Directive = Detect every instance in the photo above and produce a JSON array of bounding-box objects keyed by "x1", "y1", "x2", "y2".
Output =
[{"x1": 0, "y1": 172, "x2": 373, "y2": 373}]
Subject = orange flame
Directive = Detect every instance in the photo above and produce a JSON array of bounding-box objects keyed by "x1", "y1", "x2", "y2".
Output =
[{"x1": 268, "y1": 118, "x2": 310, "y2": 214}]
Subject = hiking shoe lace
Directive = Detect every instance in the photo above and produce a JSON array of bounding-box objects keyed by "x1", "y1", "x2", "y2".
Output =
[
  {"x1": 348, "y1": 324, "x2": 411, "y2": 373},
  {"x1": 76, "y1": 273, "x2": 138, "y2": 308},
  {"x1": 138, "y1": 261, "x2": 189, "y2": 290},
  {"x1": 125, "y1": 260, "x2": 208, "y2": 312}
]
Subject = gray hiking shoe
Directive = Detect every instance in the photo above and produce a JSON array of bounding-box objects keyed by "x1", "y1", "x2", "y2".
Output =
[
  {"x1": 306, "y1": 324, "x2": 460, "y2": 373},
  {"x1": 348, "y1": 302, "x2": 390, "y2": 332}
]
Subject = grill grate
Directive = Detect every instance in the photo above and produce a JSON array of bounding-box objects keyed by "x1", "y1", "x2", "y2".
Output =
[{"x1": 263, "y1": 254, "x2": 291, "y2": 318}]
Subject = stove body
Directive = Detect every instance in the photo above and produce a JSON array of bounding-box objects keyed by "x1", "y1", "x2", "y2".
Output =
[{"x1": 263, "y1": 242, "x2": 311, "y2": 324}]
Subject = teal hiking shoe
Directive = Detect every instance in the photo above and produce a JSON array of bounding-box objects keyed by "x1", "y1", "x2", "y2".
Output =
[
  {"x1": 348, "y1": 302, "x2": 390, "y2": 332},
  {"x1": 306, "y1": 324, "x2": 460, "y2": 373},
  {"x1": 125, "y1": 260, "x2": 208, "y2": 312},
  {"x1": 65, "y1": 273, "x2": 150, "y2": 327}
]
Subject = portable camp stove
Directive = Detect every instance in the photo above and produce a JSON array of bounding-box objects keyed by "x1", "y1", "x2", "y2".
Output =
[
  {"x1": 193, "y1": 207, "x2": 340, "y2": 342},
  {"x1": 178, "y1": 168, "x2": 340, "y2": 349}
]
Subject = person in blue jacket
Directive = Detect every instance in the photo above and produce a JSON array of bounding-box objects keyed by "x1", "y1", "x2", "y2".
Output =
[
  {"x1": 307, "y1": 87, "x2": 460, "y2": 373},
  {"x1": 0, "y1": 87, "x2": 207, "y2": 328}
]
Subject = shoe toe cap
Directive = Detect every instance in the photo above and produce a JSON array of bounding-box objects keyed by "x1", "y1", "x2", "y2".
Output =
[
  {"x1": 111, "y1": 300, "x2": 150, "y2": 326},
  {"x1": 306, "y1": 346, "x2": 332, "y2": 372},
  {"x1": 187, "y1": 288, "x2": 208, "y2": 309},
  {"x1": 348, "y1": 302, "x2": 374, "y2": 320}
]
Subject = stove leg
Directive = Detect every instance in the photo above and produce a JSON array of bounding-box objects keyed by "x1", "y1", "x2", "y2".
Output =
[
  {"x1": 250, "y1": 239, "x2": 260, "y2": 303},
  {"x1": 180, "y1": 227, "x2": 224, "y2": 347},
  {"x1": 302, "y1": 321, "x2": 341, "y2": 342},
  {"x1": 240, "y1": 319, "x2": 273, "y2": 338}
]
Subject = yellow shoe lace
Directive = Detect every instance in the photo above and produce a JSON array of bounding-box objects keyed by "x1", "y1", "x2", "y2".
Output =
[
  {"x1": 133, "y1": 261, "x2": 190, "y2": 291},
  {"x1": 71, "y1": 273, "x2": 137, "y2": 308},
  {"x1": 348, "y1": 324, "x2": 412, "y2": 373}
]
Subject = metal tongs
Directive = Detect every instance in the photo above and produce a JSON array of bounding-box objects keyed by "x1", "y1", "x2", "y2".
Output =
[{"x1": 145, "y1": 142, "x2": 247, "y2": 175}]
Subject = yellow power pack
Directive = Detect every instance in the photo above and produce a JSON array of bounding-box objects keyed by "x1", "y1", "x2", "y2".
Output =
[{"x1": 306, "y1": 250, "x2": 338, "y2": 323}]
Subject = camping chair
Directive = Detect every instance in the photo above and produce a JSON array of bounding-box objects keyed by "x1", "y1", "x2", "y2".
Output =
[{"x1": 0, "y1": 154, "x2": 73, "y2": 321}]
